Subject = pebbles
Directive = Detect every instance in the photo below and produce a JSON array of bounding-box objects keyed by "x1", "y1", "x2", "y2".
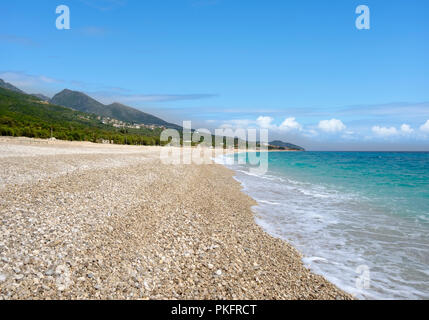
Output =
[{"x1": 0, "y1": 139, "x2": 352, "y2": 300}]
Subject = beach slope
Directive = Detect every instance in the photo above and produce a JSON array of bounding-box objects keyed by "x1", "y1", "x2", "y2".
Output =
[{"x1": 0, "y1": 138, "x2": 351, "y2": 299}]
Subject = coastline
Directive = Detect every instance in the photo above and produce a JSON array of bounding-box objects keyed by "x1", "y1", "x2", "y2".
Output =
[{"x1": 0, "y1": 138, "x2": 351, "y2": 299}]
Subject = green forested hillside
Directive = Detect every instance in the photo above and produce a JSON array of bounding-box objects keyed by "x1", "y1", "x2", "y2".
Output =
[
  {"x1": 269, "y1": 140, "x2": 305, "y2": 151},
  {"x1": 0, "y1": 87, "x2": 164, "y2": 145},
  {"x1": 51, "y1": 89, "x2": 181, "y2": 129}
]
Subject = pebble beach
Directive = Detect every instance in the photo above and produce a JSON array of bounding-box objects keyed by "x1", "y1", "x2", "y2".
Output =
[{"x1": 0, "y1": 137, "x2": 351, "y2": 300}]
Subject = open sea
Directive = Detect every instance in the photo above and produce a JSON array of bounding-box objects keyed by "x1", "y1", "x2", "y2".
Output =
[{"x1": 222, "y1": 151, "x2": 429, "y2": 299}]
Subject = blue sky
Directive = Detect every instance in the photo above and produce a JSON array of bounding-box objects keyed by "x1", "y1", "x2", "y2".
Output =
[{"x1": 1, "y1": 0, "x2": 428, "y2": 150}]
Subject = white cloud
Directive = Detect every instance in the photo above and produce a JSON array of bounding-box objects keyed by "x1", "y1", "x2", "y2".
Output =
[
  {"x1": 256, "y1": 116, "x2": 274, "y2": 129},
  {"x1": 220, "y1": 116, "x2": 302, "y2": 132},
  {"x1": 420, "y1": 120, "x2": 429, "y2": 133},
  {"x1": 256, "y1": 116, "x2": 303, "y2": 132},
  {"x1": 372, "y1": 126, "x2": 398, "y2": 137},
  {"x1": 318, "y1": 119, "x2": 346, "y2": 133},
  {"x1": 400, "y1": 124, "x2": 414, "y2": 134},
  {"x1": 372, "y1": 124, "x2": 418, "y2": 138},
  {"x1": 279, "y1": 117, "x2": 302, "y2": 131}
]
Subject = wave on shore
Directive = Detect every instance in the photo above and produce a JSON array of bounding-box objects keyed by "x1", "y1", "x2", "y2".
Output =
[{"x1": 217, "y1": 152, "x2": 429, "y2": 300}]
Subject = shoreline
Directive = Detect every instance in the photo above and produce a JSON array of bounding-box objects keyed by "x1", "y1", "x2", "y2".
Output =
[{"x1": 0, "y1": 138, "x2": 352, "y2": 299}]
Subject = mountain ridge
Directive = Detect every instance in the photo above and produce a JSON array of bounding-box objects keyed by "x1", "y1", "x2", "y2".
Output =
[
  {"x1": 0, "y1": 79, "x2": 181, "y2": 130},
  {"x1": 50, "y1": 89, "x2": 181, "y2": 129},
  {"x1": 269, "y1": 140, "x2": 305, "y2": 151},
  {"x1": 0, "y1": 79, "x2": 25, "y2": 94},
  {"x1": 30, "y1": 93, "x2": 51, "y2": 101},
  {"x1": 0, "y1": 86, "x2": 164, "y2": 145}
]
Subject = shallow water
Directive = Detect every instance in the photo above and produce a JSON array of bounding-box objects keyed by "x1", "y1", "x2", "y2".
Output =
[{"x1": 223, "y1": 152, "x2": 429, "y2": 299}]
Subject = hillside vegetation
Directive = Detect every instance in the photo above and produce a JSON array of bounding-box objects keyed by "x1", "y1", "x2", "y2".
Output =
[
  {"x1": 51, "y1": 89, "x2": 181, "y2": 130},
  {"x1": 0, "y1": 87, "x2": 164, "y2": 145},
  {"x1": 0, "y1": 81, "x2": 305, "y2": 150}
]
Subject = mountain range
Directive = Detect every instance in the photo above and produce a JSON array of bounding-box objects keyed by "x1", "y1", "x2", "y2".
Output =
[
  {"x1": 0, "y1": 79, "x2": 25, "y2": 94},
  {"x1": 50, "y1": 89, "x2": 181, "y2": 129},
  {"x1": 268, "y1": 140, "x2": 305, "y2": 151},
  {"x1": 0, "y1": 79, "x2": 305, "y2": 150},
  {"x1": 0, "y1": 86, "x2": 166, "y2": 145},
  {"x1": 0, "y1": 79, "x2": 181, "y2": 130}
]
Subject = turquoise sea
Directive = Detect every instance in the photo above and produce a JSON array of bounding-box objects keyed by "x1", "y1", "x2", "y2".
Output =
[{"x1": 224, "y1": 152, "x2": 429, "y2": 299}]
